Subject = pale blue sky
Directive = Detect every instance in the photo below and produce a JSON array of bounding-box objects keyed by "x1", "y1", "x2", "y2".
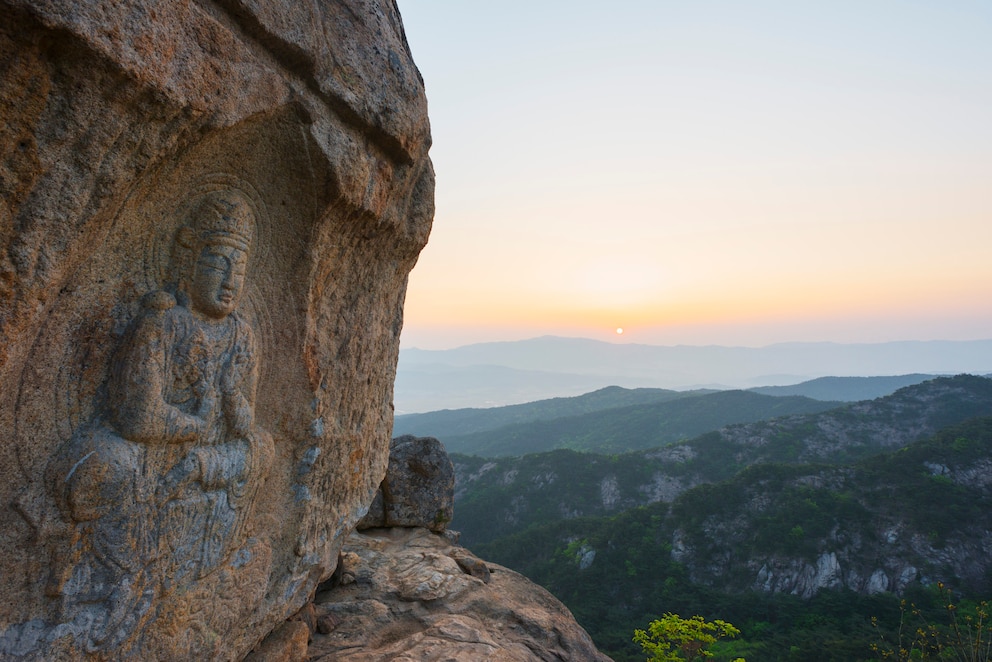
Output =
[{"x1": 396, "y1": 1, "x2": 992, "y2": 349}]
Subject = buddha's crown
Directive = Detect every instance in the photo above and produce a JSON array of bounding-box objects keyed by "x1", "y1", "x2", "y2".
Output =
[{"x1": 189, "y1": 190, "x2": 254, "y2": 252}]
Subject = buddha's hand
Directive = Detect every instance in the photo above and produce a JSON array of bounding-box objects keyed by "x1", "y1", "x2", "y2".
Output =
[
  {"x1": 220, "y1": 359, "x2": 238, "y2": 396},
  {"x1": 157, "y1": 453, "x2": 202, "y2": 502},
  {"x1": 193, "y1": 377, "x2": 219, "y2": 422}
]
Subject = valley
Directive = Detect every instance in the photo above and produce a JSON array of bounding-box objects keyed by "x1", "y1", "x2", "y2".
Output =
[{"x1": 409, "y1": 375, "x2": 992, "y2": 661}]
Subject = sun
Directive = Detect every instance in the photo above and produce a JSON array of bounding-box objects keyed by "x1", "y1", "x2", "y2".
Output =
[{"x1": 616, "y1": 327, "x2": 624, "y2": 335}]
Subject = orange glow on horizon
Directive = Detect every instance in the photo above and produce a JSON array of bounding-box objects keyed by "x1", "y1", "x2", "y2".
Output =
[{"x1": 403, "y1": 272, "x2": 992, "y2": 335}]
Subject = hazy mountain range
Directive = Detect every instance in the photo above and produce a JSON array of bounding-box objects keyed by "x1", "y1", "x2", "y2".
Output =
[
  {"x1": 395, "y1": 336, "x2": 992, "y2": 412},
  {"x1": 399, "y1": 389, "x2": 843, "y2": 457}
]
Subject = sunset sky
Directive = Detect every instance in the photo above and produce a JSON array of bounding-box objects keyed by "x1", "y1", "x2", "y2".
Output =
[{"x1": 395, "y1": 1, "x2": 992, "y2": 350}]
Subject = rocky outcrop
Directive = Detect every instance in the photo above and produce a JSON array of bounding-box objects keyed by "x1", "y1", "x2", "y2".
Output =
[
  {"x1": 294, "y1": 438, "x2": 610, "y2": 660},
  {"x1": 358, "y1": 435, "x2": 454, "y2": 532},
  {"x1": 0, "y1": 1, "x2": 432, "y2": 659},
  {"x1": 668, "y1": 435, "x2": 992, "y2": 599},
  {"x1": 308, "y1": 527, "x2": 613, "y2": 661}
]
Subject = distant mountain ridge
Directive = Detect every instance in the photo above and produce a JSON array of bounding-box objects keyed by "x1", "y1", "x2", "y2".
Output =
[
  {"x1": 451, "y1": 375, "x2": 992, "y2": 548},
  {"x1": 393, "y1": 363, "x2": 664, "y2": 413},
  {"x1": 395, "y1": 375, "x2": 948, "y2": 452},
  {"x1": 393, "y1": 386, "x2": 712, "y2": 439},
  {"x1": 749, "y1": 373, "x2": 937, "y2": 401},
  {"x1": 396, "y1": 336, "x2": 992, "y2": 411},
  {"x1": 438, "y1": 390, "x2": 841, "y2": 457}
]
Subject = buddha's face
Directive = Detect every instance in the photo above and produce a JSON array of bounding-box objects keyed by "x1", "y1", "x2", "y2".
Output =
[{"x1": 189, "y1": 242, "x2": 247, "y2": 319}]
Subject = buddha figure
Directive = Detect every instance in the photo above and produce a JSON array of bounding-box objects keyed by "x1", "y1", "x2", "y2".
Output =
[{"x1": 53, "y1": 190, "x2": 273, "y2": 652}]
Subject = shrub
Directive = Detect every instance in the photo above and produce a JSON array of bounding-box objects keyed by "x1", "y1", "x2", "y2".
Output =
[{"x1": 633, "y1": 613, "x2": 744, "y2": 661}]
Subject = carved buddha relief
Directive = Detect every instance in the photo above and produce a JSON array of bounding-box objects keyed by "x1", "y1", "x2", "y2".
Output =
[{"x1": 51, "y1": 189, "x2": 274, "y2": 652}]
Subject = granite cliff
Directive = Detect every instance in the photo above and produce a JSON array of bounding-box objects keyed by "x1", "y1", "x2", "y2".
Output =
[{"x1": 0, "y1": 0, "x2": 433, "y2": 659}]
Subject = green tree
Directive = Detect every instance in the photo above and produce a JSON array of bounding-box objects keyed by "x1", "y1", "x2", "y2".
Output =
[{"x1": 633, "y1": 613, "x2": 744, "y2": 661}]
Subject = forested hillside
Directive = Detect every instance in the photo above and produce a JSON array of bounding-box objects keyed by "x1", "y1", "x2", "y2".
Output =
[
  {"x1": 441, "y1": 390, "x2": 841, "y2": 456},
  {"x1": 397, "y1": 375, "x2": 959, "y2": 456},
  {"x1": 749, "y1": 373, "x2": 937, "y2": 401},
  {"x1": 472, "y1": 416, "x2": 992, "y2": 661},
  {"x1": 440, "y1": 376, "x2": 992, "y2": 660},
  {"x1": 452, "y1": 375, "x2": 992, "y2": 548}
]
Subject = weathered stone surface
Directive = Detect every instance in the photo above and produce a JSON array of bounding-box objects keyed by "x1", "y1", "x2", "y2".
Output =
[
  {"x1": 243, "y1": 620, "x2": 310, "y2": 662},
  {"x1": 309, "y1": 527, "x2": 613, "y2": 661},
  {"x1": 0, "y1": 1, "x2": 433, "y2": 659},
  {"x1": 358, "y1": 435, "x2": 455, "y2": 532}
]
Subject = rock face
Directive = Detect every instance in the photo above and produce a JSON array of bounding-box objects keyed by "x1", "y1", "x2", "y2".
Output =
[
  {"x1": 358, "y1": 435, "x2": 454, "y2": 533},
  {"x1": 309, "y1": 527, "x2": 613, "y2": 662},
  {"x1": 310, "y1": 438, "x2": 610, "y2": 661},
  {"x1": 0, "y1": 1, "x2": 433, "y2": 659}
]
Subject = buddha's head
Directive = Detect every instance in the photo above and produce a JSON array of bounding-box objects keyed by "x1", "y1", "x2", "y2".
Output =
[{"x1": 176, "y1": 190, "x2": 254, "y2": 320}]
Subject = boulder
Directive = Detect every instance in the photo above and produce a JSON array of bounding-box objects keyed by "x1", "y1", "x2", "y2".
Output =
[
  {"x1": 0, "y1": 1, "x2": 433, "y2": 659},
  {"x1": 309, "y1": 527, "x2": 614, "y2": 661},
  {"x1": 358, "y1": 435, "x2": 455, "y2": 532}
]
